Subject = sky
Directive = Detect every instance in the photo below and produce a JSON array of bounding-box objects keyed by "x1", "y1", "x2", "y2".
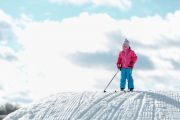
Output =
[{"x1": 0, "y1": 0, "x2": 180, "y2": 105}]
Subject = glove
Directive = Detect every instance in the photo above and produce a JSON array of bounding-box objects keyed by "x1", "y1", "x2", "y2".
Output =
[
  {"x1": 117, "y1": 64, "x2": 122, "y2": 71},
  {"x1": 128, "y1": 66, "x2": 133, "y2": 70}
]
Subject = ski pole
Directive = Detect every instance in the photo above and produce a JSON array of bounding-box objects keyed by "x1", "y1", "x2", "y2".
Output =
[{"x1": 103, "y1": 69, "x2": 119, "y2": 92}]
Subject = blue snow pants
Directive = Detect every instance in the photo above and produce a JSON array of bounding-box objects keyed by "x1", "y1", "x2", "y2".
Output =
[{"x1": 120, "y1": 68, "x2": 134, "y2": 89}]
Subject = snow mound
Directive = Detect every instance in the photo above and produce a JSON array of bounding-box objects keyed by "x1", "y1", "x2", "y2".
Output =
[{"x1": 4, "y1": 91, "x2": 180, "y2": 120}]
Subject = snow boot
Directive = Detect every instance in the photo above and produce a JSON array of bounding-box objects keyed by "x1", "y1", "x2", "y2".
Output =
[
  {"x1": 129, "y1": 88, "x2": 134, "y2": 92},
  {"x1": 121, "y1": 88, "x2": 126, "y2": 92}
]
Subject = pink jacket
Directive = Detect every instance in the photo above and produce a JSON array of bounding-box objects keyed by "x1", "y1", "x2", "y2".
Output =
[{"x1": 117, "y1": 48, "x2": 137, "y2": 69}]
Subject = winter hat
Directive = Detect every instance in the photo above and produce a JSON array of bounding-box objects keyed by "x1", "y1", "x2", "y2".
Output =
[{"x1": 123, "y1": 38, "x2": 129, "y2": 46}]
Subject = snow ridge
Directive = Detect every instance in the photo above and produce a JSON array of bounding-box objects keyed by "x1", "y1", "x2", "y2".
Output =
[{"x1": 4, "y1": 91, "x2": 180, "y2": 120}]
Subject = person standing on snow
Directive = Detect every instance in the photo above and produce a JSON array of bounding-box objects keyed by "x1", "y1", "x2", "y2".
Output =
[{"x1": 116, "y1": 39, "x2": 137, "y2": 92}]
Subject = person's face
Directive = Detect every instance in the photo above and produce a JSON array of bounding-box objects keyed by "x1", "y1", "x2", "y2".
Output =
[{"x1": 123, "y1": 43, "x2": 129, "y2": 50}]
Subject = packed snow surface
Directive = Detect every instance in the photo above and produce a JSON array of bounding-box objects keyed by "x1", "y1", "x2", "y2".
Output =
[{"x1": 4, "y1": 91, "x2": 180, "y2": 120}]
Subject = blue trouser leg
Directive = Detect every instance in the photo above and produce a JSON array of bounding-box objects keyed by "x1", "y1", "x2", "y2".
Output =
[
  {"x1": 120, "y1": 68, "x2": 134, "y2": 89},
  {"x1": 127, "y1": 68, "x2": 134, "y2": 89},
  {"x1": 120, "y1": 68, "x2": 126, "y2": 89}
]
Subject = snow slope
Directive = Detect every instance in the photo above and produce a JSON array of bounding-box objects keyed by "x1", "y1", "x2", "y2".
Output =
[{"x1": 4, "y1": 91, "x2": 180, "y2": 120}]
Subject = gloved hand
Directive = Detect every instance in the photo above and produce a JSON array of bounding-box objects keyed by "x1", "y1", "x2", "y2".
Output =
[
  {"x1": 117, "y1": 64, "x2": 122, "y2": 71},
  {"x1": 128, "y1": 66, "x2": 133, "y2": 70}
]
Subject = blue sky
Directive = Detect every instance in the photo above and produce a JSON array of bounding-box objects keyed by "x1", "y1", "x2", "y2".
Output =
[
  {"x1": 0, "y1": 0, "x2": 180, "y2": 105},
  {"x1": 0, "y1": 0, "x2": 180, "y2": 20}
]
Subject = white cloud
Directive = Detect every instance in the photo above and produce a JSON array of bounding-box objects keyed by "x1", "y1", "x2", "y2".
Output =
[
  {"x1": 50, "y1": 0, "x2": 132, "y2": 10},
  {"x1": 0, "y1": 10, "x2": 30, "y2": 105},
  {"x1": 19, "y1": 12, "x2": 117, "y2": 54},
  {"x1": 17, "y1": 12, "x2": 120, "y2": 99},
  {"x1": 92, "y1": 0, "x2": 131, "y2": 10},
  {"x1": 119, "y1": 11, "x2": 180, "y2": 46}
]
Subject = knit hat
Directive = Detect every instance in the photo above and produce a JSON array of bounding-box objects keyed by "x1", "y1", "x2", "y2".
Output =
[{"x1": 123, "y1": 38, "x2": 129, "y2": 46}]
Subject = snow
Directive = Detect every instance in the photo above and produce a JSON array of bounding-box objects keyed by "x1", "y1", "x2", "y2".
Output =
[{"x1": 4, "y1": 91, "x2": 180, "y2": 120}]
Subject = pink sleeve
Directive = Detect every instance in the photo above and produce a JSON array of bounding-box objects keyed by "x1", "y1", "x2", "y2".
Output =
[{"x1": 130, "y1": 51, "x2": 137, "y2": 66}]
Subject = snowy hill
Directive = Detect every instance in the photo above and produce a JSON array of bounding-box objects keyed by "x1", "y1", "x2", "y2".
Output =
[{"x1": 4, "y1": 91, "x2": 180, "y2": 120}]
